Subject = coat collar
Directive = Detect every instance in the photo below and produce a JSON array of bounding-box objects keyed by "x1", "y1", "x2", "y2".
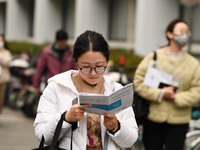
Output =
[
  {"x1": 48, "y1": 70, "x2": 116, "y2": 95},
  {"x1": 48, "y1": 45, "x2": 70, "y2": 58}
]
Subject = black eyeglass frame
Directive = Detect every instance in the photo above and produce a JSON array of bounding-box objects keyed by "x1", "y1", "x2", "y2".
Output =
[{"x1": 77, "y1": 64, "x2": 107, "y2": 74}]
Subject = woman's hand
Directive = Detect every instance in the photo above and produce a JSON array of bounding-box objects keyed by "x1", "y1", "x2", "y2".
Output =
[
  {"x1": 163, "y1": 86, "x2": 175, "y2": 100},
  {"x1": 103, "y1": 113, "x2": 118, "y2": 131},
  {"x1": 65, "y1": 104, "x2": 91, "y2": 123}
]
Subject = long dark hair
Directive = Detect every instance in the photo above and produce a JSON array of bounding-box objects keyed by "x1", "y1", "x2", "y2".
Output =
[
  {"x1": 73, "y1": 30, "x2": 109, "y2": 62},
  {"x1": 165, "y1": 18, "x2": 188, "y2": 45}
]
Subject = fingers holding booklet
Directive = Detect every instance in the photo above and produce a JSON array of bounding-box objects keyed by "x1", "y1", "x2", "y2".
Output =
[{"x1": 78, "y1": 83, "x2": 133, "y2": 115}]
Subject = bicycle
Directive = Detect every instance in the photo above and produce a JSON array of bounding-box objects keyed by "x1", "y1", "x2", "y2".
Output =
[{"x1": 184, "y1": 103, "x2": 200, "y2": 150}]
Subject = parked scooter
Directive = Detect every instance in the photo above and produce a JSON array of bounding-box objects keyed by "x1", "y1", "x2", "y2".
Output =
[
  {"x1": 106, "y1": 56, "x2": 135, "y2": 86},
  {"x1": 6, "y1": 54, "x2": 37, "y2": 117},
  {"x1": 6, "y1": 54, "x2": 31, "y2": 109},
  {"x1": 21, "y1": 86, "x2": 40, "y2": 117}
]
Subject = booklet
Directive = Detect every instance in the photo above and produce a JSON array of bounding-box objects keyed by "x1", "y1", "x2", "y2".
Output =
[
  {"x1": 78, "y1": 83, "x2": 133, "y2": 115},
  {"x1": 143, "y1": 67, "x2": 179, "y2": 89}
]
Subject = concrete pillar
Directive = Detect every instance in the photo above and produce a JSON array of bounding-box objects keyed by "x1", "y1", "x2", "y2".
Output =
[
  {"x1": 134, "y1": 0, "x2": 180, "y2": 56},
  {"x1": 6, "y1": 0, "x2": 29, "y2": 41},
  {"x1": 74, "y1": 0, "x2": 109, "y2": 39},
  {"x1": 127, "y1": 0, "x2": 135, "y2": 43},
  {"x1": 33, "y1": 0, "x2": 62, "y2": 43}
]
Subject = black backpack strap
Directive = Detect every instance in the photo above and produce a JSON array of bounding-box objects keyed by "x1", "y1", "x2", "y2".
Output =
[
  {"x1": 153, "y1": 51, "x2": 157, "y2": 61},
  {"x1": 151, "y1": 51, "x2": 157, "y2": 68},
  {"x1": 51, "y1": 112, "x2": 66, "y2": 147}
]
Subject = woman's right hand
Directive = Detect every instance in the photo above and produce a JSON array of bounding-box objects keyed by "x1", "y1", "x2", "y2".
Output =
[
  {"x1": 65, "y1": 104, "x2": 91, "y2": 123},
  {"x1": 163, "y1": 86, "x2": 175, "y2": 100}
]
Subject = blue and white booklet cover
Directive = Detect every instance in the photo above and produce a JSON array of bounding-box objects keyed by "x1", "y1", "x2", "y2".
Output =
[{"x1": 79, "y1": 83, "x2": 133, "y2": 115}]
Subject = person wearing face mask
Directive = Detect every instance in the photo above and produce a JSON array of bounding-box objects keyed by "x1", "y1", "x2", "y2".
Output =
[
  {"x1": 32, "y1": 29, "x2": 77, "y2": 96},
  {"x1": 133, "y1": 18, "x2": 200, "y2": 150},
  {"x1": 0, "y1": 34, "x2": 12, "y2": 114}
]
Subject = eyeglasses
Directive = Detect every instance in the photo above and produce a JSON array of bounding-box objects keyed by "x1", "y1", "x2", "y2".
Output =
[
  {"x1": 174, "y1": 31, "x2": 191, "y2": 37},
  {"x1": 77, "y1": 64, "x2": 107, "y2": 74}
]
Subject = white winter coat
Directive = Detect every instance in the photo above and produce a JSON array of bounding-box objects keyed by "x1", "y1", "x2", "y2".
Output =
[{"x1": 34, "y1": 70, "x2": 138, "y2": 150}]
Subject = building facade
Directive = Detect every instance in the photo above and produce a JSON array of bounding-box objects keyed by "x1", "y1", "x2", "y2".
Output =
[{"x1": 0, "y1": 0, "x2": 200, "y2": 56}]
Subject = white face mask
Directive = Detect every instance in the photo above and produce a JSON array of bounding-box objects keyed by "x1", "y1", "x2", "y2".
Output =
[
  {"x1": 175, "y1": 34, "x2": 189, "y2": 47},
  {"x1": 0, "y1": 41, "x2": 4, "y2": 49}
]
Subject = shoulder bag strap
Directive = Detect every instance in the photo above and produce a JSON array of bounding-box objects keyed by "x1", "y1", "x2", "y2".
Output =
[
  {"x1": 51, "y1": 112, "x2": 66, "y2": 147},
  {"x1": 37, "y1": 112, "x2": 66, "y2": 149},
  {"x1": 153, "y1": 51, "x2": 157, "y2": 61},
  {"x1": 104, "y1": 133, "x2": 109, "y2": 150},
  {"x1": 152, "y1": 51, "x2": 157, "y2": 68},
  {"x1": 39, "y1": 135, "x2": 45, "y2": 149}
]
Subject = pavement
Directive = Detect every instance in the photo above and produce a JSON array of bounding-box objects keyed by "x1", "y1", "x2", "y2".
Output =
[
  {"x1": 0, "y1": 107, "x2": 141, "y2": 150},
  {"x1": 0, "y1": 107, "x2": 39, "y2": 150}
]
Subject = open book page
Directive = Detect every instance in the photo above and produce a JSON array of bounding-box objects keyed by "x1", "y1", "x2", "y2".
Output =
[{"x1": 79, "y1": 83, "x2": 133, "y2": 115}]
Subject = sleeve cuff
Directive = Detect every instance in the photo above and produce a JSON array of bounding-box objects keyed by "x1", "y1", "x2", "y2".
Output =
[
  {"x1": 108, "y1": 120, "x2": 121, "y2": 135},
  {"x1": 173, "y1": 97, "x2": 178, "y2": 106},
  {"x1": 157, "y1": 89, "x2": 164, "y2": 102}
]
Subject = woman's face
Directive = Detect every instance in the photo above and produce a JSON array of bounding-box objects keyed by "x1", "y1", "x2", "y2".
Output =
[
  {"x1": 77, "y1": 51, "x2": 107, "y2": 85},
  {"x1": 0, "y1": 35, "x2": 4, "y2": 42},
  {"x1": 167, "y1": 22, "x2": 190, "y2": 48},
  {"x1": 168, "y1": 22, "x2": 189, "y2": 41},
  {"x1": 0, "y1": 36, "x2": 5, "y2": 49},
  {"x1": 173, "y1": 22, "x2": 189, "y2": 36}
]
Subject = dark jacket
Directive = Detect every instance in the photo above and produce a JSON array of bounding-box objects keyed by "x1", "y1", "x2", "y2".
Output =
[{"x1": 32, "y1": 45, "x2": 77, "y2": 88}]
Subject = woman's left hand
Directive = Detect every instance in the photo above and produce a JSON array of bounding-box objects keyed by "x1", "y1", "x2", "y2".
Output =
[{"x1": 103, "y1": 113, "x2": 118, "y2": 131}]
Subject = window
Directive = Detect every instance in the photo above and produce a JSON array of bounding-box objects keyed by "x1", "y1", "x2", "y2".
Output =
[
  {"x1": 182, "y1": 5, "x2": 200, "y2": 42},
  {"x1": 61, "y1": 0, "x2": 75, "y2": 38},
  {"x1": 28, "y1": 0, "x2": 35, "y2": 37},
  {"x1": 0, "y1": 2, "x2": 6, "y2": 34},
  {"x1": 108, "y1": 0, "x2": 128, "y2": 41}
]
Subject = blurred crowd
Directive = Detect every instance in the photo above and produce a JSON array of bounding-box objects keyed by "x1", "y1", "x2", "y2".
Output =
[{"x1": 1, "y1": 18, "x2": 200, "y2": 150}]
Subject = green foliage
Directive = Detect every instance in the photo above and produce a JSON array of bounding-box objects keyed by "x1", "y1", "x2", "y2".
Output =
[
  {"x1": 7, "y1": 41, "x2": 47, "y2": 56},
  {"x1": 109, "y1": 48, "x2": 143, "y2": 75},
  {"x1": 6, "y1": 41, "x2": 143, "y2": 75}
]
